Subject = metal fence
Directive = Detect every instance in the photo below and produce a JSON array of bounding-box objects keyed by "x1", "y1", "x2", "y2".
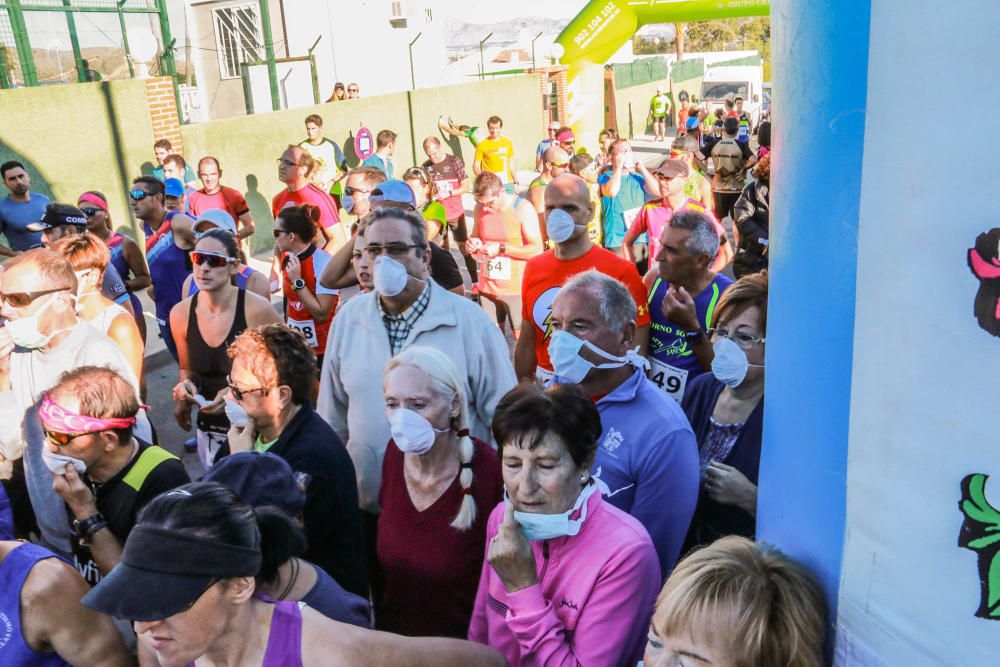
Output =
[{"x1": 0, "y1": 0, "x2": 175, "y2": 90}]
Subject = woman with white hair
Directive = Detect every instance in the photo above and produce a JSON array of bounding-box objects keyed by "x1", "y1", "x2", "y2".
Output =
[{"x1": 377, "y1": 346, "x2": 502, "y2": 638}]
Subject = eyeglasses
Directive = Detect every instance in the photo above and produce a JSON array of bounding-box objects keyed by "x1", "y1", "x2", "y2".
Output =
[
  {"x1": 190, "y1": 251, "x2": 236, "y2": 268},
  {"x1": 362, "y1": 243, "x2": 423, "y2": 258},
  {"x1": 0, "y1": 286, "x2": 71, "y2": 308},
  {"x1": 44, "y1": 429, "x2": 101, "y2": 447},
  {"x1": 80, "y1": 207, "x2": 101, "y2": 217},
  {"x1": 347, "y1": 87, "x2": 359, "y2": 93},
  {"x1": 227, "y1": 375, "x2": 271, "y2": 401},
  {"x1": 277, "y1": 158, "x2": 301, "y2": 168},
  {"x1": 128, "y1": 189, "x2": 149, "y2": 202},
  {"x1": 344, "y1": 186, "x2": 371, "y2": 197},
  {"x1": 272, "y1": 228, "x2": 292, "y2": 238},
  {"x1": 709, "y1": 327, "x2": 766, "y2": 349},
  {"x1": 548, "y1": 128, "x2": 559, "y2": 134}
]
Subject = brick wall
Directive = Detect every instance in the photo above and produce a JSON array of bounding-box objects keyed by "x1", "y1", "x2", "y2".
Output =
[
  {"x1": 144, "y1": 77, "x2": 183, "y2": 154},
  {"x1": 532, "y1": 66, "x2": 568, "y2": 134}
]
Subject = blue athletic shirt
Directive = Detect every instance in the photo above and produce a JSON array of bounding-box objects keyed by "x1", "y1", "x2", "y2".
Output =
[
  {"x1": 646, "y1": 273, "x2": 733, "y2": 402},
  {"x1": 147, "y1": 231, "x2": 190, "y2": 326},
  {"x1": 0, "y1": 193, "x2": 48, "y2": 251}
]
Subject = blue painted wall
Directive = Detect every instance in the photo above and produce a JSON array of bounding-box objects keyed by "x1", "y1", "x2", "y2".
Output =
[{"x1": 757, "y1": 0, "x2": 871, "y2": 637}]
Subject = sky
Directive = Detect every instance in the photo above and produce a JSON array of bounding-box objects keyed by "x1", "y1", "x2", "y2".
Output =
[{"x1": 431, "y1": 0, "x2": 583, "y2": 22}]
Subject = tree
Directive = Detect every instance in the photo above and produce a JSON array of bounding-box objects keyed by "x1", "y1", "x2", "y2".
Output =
[{"x1": 681, "y1": 17, "x2": 770, "y2": 76}]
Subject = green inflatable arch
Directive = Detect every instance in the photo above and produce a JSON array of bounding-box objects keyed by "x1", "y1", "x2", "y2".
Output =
[{"x1": 554, "y1": 0, "x2": 770, "y2": 149}]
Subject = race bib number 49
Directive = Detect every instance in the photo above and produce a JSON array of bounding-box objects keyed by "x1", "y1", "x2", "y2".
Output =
[
  {"x1": 649, "y1": 358, "x2": 689, "y2": 402},
  {"x1": 287, "y1": 317, "x2": 318, "y2": 348}
]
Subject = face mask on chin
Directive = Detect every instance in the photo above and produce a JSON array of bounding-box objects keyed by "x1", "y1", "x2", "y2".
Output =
[{"x1": 506, "y1": 482, "x2": 597, "y2": 541}]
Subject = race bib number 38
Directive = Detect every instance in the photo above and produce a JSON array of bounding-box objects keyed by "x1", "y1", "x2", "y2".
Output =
[
  {"x1": 287, "y1": 317, "x2": 318, "y2": 348},
  {"x1": 649, "y1": 358, "x2": 689, "y2": 402}
]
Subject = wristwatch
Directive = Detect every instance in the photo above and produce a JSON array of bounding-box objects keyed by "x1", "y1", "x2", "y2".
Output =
[
  {"x1": 73, "y1": 512, "x2": 107, "y2": 542},
  {"x1": 684, "y1": 328, "x2": 705, "y2": 345},
  {"x1": 291, "y1": 278, "x2": 306, "y2": 291}
]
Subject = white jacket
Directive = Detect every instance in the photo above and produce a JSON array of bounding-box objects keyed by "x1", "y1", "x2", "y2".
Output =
[{"x1": 318, "y1": 281, "x2": 516, "y2": 513}]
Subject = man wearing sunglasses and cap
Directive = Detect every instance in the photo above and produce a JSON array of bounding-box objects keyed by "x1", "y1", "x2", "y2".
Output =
[
  {"x1": 42, "y1": 366, "x2": 188, "y2": 586},
  {"x1": 28, "y1": 203, "x2": 136, "y2": 321},
  {"x1": 0, "y1": 249, "x2": 153, "y2": 561}
]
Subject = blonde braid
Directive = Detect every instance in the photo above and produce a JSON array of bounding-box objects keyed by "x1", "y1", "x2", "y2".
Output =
[{"x1": 450, "y1": 428, "x2": 476, "y2": 531}]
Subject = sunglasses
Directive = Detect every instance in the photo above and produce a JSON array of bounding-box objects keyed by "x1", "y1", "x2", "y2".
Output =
[
  {"x1": 190, "y1": 251, "x2": 235, "y2": 268},
  {"x1": 344, "y1": 186, "x2": 371, "y2": 197},
  {"x1": 272, "y1": 228, "x2": 292, "y2": 238},
  {"x1": 227, "y1": 375, "x2": 271, "y2": 401},
  {"x1": 128, "y1": 189, "x2": 150, "y2": 202},
  {"x1": 276, "y1": 158, "x2": 300, "y2": 168},
  {"x1": 551, "y1": 161, "x2": 569, "y2": 169},
  {"x1": 80, "y1": 207, "x2": 101, "y2": 217},
  {"x1": 44, "y1": 428, "x2": 101, "y2": 447},
  {"x1": 0, "y1": 286, "x2": 71, "y2": 308}
]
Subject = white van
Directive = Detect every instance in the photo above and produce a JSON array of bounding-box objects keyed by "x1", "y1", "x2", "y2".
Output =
[{"x1": 699, "y1": 64, "x2": 765, "y2": 129}]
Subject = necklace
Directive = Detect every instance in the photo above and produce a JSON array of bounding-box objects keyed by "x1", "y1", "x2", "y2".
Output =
[{"x1": 276, "y1": 558, "x2": 299, "y2": 601}]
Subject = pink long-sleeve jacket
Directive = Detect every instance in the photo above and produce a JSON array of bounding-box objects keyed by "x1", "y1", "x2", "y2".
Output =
[{"x1": 468, "y1": 489, "x2": 661, "y2": 666}]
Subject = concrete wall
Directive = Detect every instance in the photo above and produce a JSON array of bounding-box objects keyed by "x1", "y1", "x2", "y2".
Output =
[
  {"x1": 180, "y1": 75, "x2": 543, "y2": 254},
  {"x1": 0, "y1": 78, "x2": 154, "y2": 240},
  {"x1": 613, "y1": 80, "x2": 662, "y2": 139}
]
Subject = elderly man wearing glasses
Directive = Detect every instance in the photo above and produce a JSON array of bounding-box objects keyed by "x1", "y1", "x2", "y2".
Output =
[
  {"x1": 318, "y1": 206, "x2": 515, "y2": 574},
  {"x1": 0, "y1": 250, "x2": 156, "y2": 560},
  {"x1": 271, "y1": 145, "x2": 342, "y2": 252}
]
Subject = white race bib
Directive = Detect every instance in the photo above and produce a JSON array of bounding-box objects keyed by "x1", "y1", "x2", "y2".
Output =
[
  {"x1": 623, "y1": 206, "x2": 641, "y2": 229},
  {"x1": 649, "y1": 358, "x2": 689, "y2": 402},
  {"x1": 484, "y1": 256, "x2": 511, "y2": 280},
  {"x1": 535, "y1": 366, "x2": 555, "y2": 387},
  {"x1": 287, "y1": 317, "x2": 318, "y2": 348}
]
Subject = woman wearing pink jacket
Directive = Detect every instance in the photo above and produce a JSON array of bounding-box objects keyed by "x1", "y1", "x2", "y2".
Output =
[{"x1": 469, "y1": 382, "x2": 661, "y2": 666}]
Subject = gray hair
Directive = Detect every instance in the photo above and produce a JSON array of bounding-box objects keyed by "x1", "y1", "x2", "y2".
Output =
[
  {"x1": 669, "y1": 209, "x2": 720, "y2": 258},
  {"x1": 366, "y1": 207, "x2": 428, "y2": 250},
  {"x1": 562, "y1": 270, "x2": 637, "y2": 333}
]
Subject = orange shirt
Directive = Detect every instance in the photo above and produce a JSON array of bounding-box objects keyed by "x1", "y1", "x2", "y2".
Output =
[
  {"x1": 521, "y1": 245, "x2": 650, "y2": 371},
  {"x1": 473, "y1": 204, "x2": 530, "y2": 297}
]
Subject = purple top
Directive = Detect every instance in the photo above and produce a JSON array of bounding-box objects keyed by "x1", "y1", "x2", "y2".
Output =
[
  {"x1": 0, "y1": 543, "x2": 71, "y2": 666},
  {"x1": 185, "y1": 599, "x2": 303, "y2": 667}
]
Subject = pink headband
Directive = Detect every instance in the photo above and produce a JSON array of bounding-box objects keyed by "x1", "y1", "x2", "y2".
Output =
[
  {"x1": 39, "y1": 394, "x2": 138, "y2": 432},
  {"x1": 78, "y1": 193, "x2": 108, "y2": 213}
]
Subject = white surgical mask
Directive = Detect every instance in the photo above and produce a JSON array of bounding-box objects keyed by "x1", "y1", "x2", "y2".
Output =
[
  {"x1": 388, "y1": 408, "x2": 449, "y2": 455},
  {"x1": 710, "y1": 337, "x2": 764, "y2": 388},
  {"x1": 507, "y1": 482, "x2": 597, "y2": 541},
  {"x1": 5, "y1": 293, "x2": 72, "y2": 349},
  {"x1": 225, "y1": 400, "x2": 250, "y2": 428},
  {"x1": 545, "y1": 209, "x2": 578, "y2": 244},
  {"x1": 41, "y1": 448, "x2": 87, "y2": 475},
  {"x1": 372, "y1": 255, "x2": 410, "y2": 297},
  {"x1": 548, "y1": 330, "x2": 648, "y2": 384}
]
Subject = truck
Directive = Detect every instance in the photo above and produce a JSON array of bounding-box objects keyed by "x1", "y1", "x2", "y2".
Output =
[{"x1": 699, "y1": 63, "x2": 765, "y2": 130}]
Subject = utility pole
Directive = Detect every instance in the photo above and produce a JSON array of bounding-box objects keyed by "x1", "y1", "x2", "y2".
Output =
[
  {"x1": 257, "y1": 0, "x2": 281, "y2": 111},
  {"x1": 479, "y1": 32, "x2": 493, "y2": 80}
]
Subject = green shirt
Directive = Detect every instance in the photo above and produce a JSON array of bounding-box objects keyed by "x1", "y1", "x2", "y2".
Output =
[
  {"x1": 254, "y1": 434, "x2": 279, "y2": 453},
  {"x1": 651, "y1": 94, "x2": 671, "y2": 117}
]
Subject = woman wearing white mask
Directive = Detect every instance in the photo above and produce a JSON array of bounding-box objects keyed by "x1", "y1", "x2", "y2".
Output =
[
  {"x1": 680, "y1": 271, "x2": 767, "y2": 550},
  {"x1": 468, "y1": 382, "x2": 660, "y2": 665},
  {"x1": 51, "y1": 232, "x2": 144, "y2": 389},
  {"x1": 377, "y1": 346, "x2": 501, "y2": 638}
]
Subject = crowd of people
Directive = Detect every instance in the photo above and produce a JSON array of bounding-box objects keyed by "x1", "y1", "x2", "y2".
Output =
[{"x1": 0, "y1": 92, "x2": 816, "y2": 666}]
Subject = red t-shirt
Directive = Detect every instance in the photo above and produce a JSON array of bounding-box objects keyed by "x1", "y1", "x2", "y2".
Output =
[
  {"x1": 188, "y1": 186, "x2": 250, "y2": 223},
  {"x1": 521, "y1": 245, "x2": 650, "y2": 371},
  {"x1": 272, "y1": 183, "x2": 340, "y2": 230},
  {"x1": 376, "y1": 436, "x2": 502, "y2": 638}
]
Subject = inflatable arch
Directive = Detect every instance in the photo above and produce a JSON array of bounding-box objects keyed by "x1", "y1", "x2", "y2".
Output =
[{"x1": 554, "y1": 0, "x2": 770, "y2": 149}]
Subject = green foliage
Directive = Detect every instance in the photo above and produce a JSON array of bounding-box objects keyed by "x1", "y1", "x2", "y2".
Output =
[{"x1": 684, "y1": 18, "x2": 770, "y2": 74}]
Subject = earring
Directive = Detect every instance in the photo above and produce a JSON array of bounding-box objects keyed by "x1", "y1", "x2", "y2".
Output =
[{"x1": 580, "y1": 475, "x2": 588, "y2": 483}]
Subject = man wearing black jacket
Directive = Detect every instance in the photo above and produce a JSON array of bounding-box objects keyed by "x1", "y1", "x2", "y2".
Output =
[{"x1": 225, "y1": 324, "x2": 368, "y2": 598}]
